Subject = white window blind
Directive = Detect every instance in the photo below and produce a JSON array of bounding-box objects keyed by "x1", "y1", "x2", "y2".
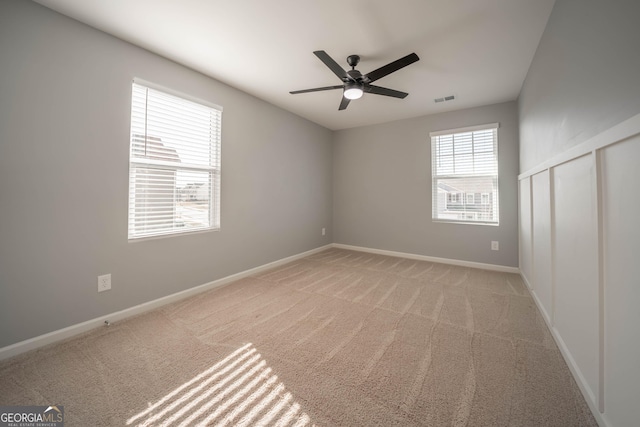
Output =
[
  {"x1": 128, "y1": 82, "x2": 222, "y2": 239},
  {"x1": 431, "y1": 123, "x2": 499, "y2": 225}
]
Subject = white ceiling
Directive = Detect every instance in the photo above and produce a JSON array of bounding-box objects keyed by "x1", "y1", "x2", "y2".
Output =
[{"x1": 33, "y1": 0, "x2": 555, "y2": 131}]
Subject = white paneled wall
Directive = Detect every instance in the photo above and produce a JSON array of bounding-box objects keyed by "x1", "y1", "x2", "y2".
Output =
[
  {"x1": 532, "y1": 170, "x2": 553, "y2": 320},
  {"x1": 553, "y1": 155, "x2": 599, "y2": 405},
  {"x1": 600, "y1": 137, "x2": 640, "y2": 427},
  {"x1": 519, "y1": 115, "x2": 640, "y2": 427},
  {"x1": 518, "y1": 177, "x2": 532, "y2": 281}
]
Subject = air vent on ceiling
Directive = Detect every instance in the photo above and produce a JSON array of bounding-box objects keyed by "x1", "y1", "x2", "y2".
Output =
[{"x1": 434, "y1": 95, "x2": 455, "y2": 103}]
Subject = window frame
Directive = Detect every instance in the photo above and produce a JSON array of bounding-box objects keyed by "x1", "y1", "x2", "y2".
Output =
[
  {"x1": 430, "y1": 123, "x2": 499, "y2": 226},
  {"x1": 127, "y1": 79, "x2": 222, "y2": 241}
]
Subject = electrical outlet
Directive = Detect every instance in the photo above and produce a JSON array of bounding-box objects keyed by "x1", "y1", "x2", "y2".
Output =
[
  {"x1": 322, "y1": 227, "x2": 326, "y2": 236},
  {"x1": 491, "y1": 241, "x2": 499, "y2": 251},
  {"x1": 98, "y1": 274, "x2": 111, "y2": 292}
]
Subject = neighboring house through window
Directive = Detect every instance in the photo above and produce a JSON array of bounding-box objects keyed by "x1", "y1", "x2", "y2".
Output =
[
  {"x1": 431, "y1": 123, "x2": 499, "y2": 225},
  {"x1": 128, "y1": 81, "x2": 222, "y2": 239}
]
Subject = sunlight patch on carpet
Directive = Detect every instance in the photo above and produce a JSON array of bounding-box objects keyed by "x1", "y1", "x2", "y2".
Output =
[{"x1": 126, "y1": 343, "x2": 314, "y2": 426}]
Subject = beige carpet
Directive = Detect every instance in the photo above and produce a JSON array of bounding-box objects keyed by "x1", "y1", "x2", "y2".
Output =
[{"x1": 0, "y1": 248, "x2": 597, "y2": 426}]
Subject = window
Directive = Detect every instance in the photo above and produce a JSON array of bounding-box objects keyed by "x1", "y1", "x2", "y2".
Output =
[
  {"x1": 447, "y1": 193, "x2": 462, "y2": 205},
  {"x1": 128, "y1": 81, "x2": 222, "y2": 239},
  {"x1": 431, "y1": 123, "x2": 499, "y2": 225}
]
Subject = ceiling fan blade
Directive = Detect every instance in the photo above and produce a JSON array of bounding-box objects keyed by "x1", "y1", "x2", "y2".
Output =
[
  {"x1": 338, "y1": 96, "x2": 351, "y2": 110},
  {"x1": 365, "y1": 85, "x2": 409, "y2": 99},
  {"x1": 314, "y1": 50, "x2": 351, "y2": 81},
  {"x1": 364, "y1": 53, "x2": 420, "y2": 83},
  {"x1": 290, "y1": 85, "x2": 344, "y2": 94}
]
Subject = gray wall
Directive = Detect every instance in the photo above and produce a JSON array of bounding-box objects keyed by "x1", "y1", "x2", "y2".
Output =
[
  {"x1": 0, "y1": 0, "x2": 333, "y2": 348},
  {"x1": 333, "y1": 102, "x2": 519, "y2": 267},
  {"x1": 518, "y1": 1, "x2": 640, "y2": 425},
  {"x1": 519, "y1": 0, "x2": 640, "y2": 172}
]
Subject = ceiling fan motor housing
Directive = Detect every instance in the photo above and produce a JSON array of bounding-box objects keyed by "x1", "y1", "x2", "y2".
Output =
[{"x1": 347, "y1": 69, "x2": 363, "y2": 81}]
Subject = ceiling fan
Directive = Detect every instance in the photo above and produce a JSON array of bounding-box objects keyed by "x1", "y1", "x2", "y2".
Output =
[{"x1": 290, "y1": 50, "x2": 420, "y2": 110}]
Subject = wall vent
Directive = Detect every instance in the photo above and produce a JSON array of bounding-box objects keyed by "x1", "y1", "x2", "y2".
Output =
[{"x1": 434, "y1": 95, "x2": 456, "y2": 103}]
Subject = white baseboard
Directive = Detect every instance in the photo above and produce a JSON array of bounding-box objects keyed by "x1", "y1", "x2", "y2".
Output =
[
  {"x1": 520, "y1": 271, "x2": 608, "y2": 427},
  {"x1": 0, "y1": 243, "x2": 520, "y2": 361},
  {"x1": 520, "y1": 270, "x2": 534, "y2": 290},
  {"x1": 332, "y1": 243, "x2": 520, "y2": 273},
  {"x1": 0, "y1": 244, "x2": 332, "y2": 361}
]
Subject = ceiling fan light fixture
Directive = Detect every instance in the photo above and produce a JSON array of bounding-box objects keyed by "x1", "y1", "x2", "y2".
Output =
[{"x1": 344, "y1": 83, "x2": 363, "y2": 100}]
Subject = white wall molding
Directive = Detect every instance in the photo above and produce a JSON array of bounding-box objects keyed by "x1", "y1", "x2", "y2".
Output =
[
  {"x1": 332, "y1": 243, "x2": 520, "y2": 273},
  {"x1": 0, "y1": 245, "x2": 332, "y2": 361},
  {"x1": 519, "y1": 112, "x2": 640, "y2": 180},
  {"x1": 519, "y1": 117, "x2": 640, "y2": 427},
  {"x1": 592, "y1": 148, "x2": 606, "y2": 413}
]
